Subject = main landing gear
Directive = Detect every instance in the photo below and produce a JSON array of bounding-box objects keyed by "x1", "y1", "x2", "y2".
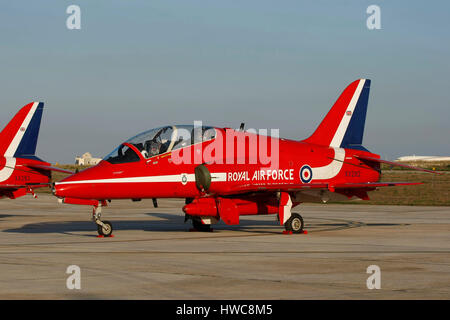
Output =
[
  {"x1": 284, "y1": 213, "x2": 304, "y2": 234},
  {"x1": 93, "y1": 203, "x2": 113, "y2": 237},
  {"x1": 192, "y1": 218, "x2": 212, "y2": 232},
  {"x1": 279, "y1": 192, "x2": 306, "y2": 234}
]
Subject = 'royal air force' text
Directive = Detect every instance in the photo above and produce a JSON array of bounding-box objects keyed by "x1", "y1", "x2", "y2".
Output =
[{"x1": 228, "y1": 169, "x2": 294, "y2": 182}]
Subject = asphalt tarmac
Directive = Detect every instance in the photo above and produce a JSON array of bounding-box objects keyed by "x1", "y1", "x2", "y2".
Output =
[{"x1": 0, "y1": 194, "x2": 449, "y2": 299}]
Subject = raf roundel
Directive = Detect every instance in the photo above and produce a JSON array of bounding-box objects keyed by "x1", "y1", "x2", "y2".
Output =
[
  {"x1": 181, "y1": 173, "x2": 188, "y2": 185},
  {"x1": 299, "y1": 165, "x2": 313, "y2": 183}
]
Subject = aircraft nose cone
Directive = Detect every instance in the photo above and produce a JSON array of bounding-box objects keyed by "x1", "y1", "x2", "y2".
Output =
[
  {"x1": 53, "y1": 181, "x2": 74, "y2": 198},
  {"x1": 53, "y1": 179, "x2": 95, "y2": 200}
]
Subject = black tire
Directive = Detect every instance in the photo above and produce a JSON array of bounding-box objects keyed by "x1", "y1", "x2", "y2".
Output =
[
  {"x1": 192, "y1": 219, "x2": 211, "y2": 232},
  {"x1": 284, "y1": 213, "x2": 304, "y2": 234},
  {"x1": 97, "y1": 220, "x2": 113, "y2": 237}
]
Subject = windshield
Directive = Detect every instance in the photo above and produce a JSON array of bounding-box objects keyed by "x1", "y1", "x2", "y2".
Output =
[
  {"x1": 103, "y1": 144, "x2": 140, "y2": 164},
  {"x1": 103, "y1": 125, "x2": 216, "y2": 163}
]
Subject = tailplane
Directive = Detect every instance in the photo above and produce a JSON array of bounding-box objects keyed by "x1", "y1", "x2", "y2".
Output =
[
  {"x1": 303, "y1": 79, "x2": 371, "y2": 151},
  {"x1": 0, "y1": 102, "x2": 44, "y2": 159}
]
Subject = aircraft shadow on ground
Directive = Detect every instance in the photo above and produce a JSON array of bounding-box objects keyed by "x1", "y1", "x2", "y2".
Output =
[
  {"x1": 2, "y1": 212, "x2": 407, "y2": 236},
  {"x1": 2, "y1": 212, "x2": 279, "y2": 235}
]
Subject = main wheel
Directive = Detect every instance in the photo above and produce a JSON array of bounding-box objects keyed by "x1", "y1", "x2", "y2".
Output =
[
  {"x1": 97, "y1": 220, "x2": 113, "y2": 237},
  {"x1": 192, "y1": 219, "x2": 212, "y2": 232},
  {"x1": 284, "y1": 213, "x2": 304, "y2": 234}
]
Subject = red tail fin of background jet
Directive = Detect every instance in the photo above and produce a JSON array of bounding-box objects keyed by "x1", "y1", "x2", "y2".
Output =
[
  {"x1": 0, "y1": 102, "x2": 44, "y2": 160},
  {"x1": 0, "y1": 102, "x2": 72, "y2": 199}
]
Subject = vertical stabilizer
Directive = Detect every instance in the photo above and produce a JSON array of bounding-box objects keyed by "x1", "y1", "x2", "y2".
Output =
[
  {"x1": 303, "y1": 79, "x2": 371, "y2": 151},
  {"x1": 0, "y1": 102, "x2": 44, "y2": 159}
]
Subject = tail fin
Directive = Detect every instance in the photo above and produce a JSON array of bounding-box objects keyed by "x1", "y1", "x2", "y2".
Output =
[
  {"x1": 0, "y1": 102, "x2": 44, "y2": 159},
  {"x1": 303, "y1": 79, "x2": 371, "y2": 151}
]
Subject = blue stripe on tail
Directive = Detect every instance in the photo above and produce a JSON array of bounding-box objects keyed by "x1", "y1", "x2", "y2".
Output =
[
  {"x1": 340, "y1": 79, "x2": 371, "y2": 151},
  {"x1": 14, "y1": 102, "x2": 44, "y2": 160}
]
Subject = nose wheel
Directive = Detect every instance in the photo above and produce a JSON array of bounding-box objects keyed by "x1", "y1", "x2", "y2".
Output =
[
  {"x1": 284, "y1": 213, "x2": 304, "y2": 234},
  {"x1": 93, "y1": 204, "x2": 114, "y2": 237},
  {"x1": 97, "y1": 220, "x2": 113, "y2": 237}
]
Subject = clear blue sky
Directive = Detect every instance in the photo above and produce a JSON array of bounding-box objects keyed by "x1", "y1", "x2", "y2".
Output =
[{"x1": 0, "y1": 1, "x2": 449, "y2": 163}]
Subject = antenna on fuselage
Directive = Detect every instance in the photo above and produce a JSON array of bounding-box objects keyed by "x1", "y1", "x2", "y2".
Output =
[{"x1": 239, "y1": 123, "x2": 245, "y2": 131}]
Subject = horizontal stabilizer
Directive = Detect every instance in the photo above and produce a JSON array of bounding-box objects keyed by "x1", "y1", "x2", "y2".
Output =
[
  {"x1": 0, "y1": 183, "x2": 51, "y2": 189},
  {"x1": 23, "y1": 164, "x2": 74, "y2": 174},
  {"x1": 355, "y1": 155, "x2": 442, "y2": 174},
  {"x1": 332, "y1": 182, "x2": 423, "y2": 189}
]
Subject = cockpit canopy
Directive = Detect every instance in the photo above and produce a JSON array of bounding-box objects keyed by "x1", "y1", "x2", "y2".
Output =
[{"x1": 104, "y1": 125, "x2": 216, "y2": 164}]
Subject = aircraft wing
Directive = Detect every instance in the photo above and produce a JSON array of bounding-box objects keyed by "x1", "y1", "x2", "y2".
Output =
[
  {"x1": 23, "y1": 164, "x2": 73, "y2": 174},
  {"x1": 0, "y1": 183, "x2": 50, "y2": 199},
  {"x1": 0, "y1": 185, "x2": 26, "y2": 199},
  {"x1": 215, "y1": 181, "x2": 422, "y2": 195},
  {"x1": 0, "y1": 183, "x2": 51, "y2": 190},
  {"x1": 354, "y1": 155, "x2": 441, "y2": 174},
  {"x1": 216, "y1": 183, "x2": 328, "y2": 195},
  {"x1": 0, "y1": 184, "x2": 23, "y2": 190}
]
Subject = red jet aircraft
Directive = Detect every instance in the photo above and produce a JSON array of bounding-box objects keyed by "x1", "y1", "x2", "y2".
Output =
[
  {"x1": 0, "y1": 102, "x2": 72, "y2": 199},
  {"x1": 53, "y1": 79, "x2": 437, "y2": 236}
]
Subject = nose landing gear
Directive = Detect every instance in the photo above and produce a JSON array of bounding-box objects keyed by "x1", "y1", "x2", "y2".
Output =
[
  {"x1": 97, "y1": 220, "x2": 113, "y2": 237},
  {"x1": 93, "y1": 203, "x2": 113, "y2": 237}
]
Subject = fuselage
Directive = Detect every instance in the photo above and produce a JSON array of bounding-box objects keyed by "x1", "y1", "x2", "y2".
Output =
[{"x1": 54, "y1": 127, "x2": 380, "y2": 201}]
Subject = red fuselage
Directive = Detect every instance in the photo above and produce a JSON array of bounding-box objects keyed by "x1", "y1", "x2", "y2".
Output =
[
  {"x1": 0, "y1": 156, "x2": 51, "y2": 198},
  {"x1": 54, "y1": 128, "x2": 380, "y2": 202}
]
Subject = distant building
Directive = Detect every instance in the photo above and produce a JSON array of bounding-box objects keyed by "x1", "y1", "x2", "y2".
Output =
[
  {"x1": 75, "y1": 152, "x2": 102, "y2": 166},
  {"x1": 396, "y1": 155, "x2": 450, "y2": 162}
]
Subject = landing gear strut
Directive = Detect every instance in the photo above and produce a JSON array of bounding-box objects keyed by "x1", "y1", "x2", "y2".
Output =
[
  {"x1": 284, "y1": 213, "x2": 304, "y2": 234},
  {"x1": 93, "y1": 203, "x2": 113, "y2": 237}
]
